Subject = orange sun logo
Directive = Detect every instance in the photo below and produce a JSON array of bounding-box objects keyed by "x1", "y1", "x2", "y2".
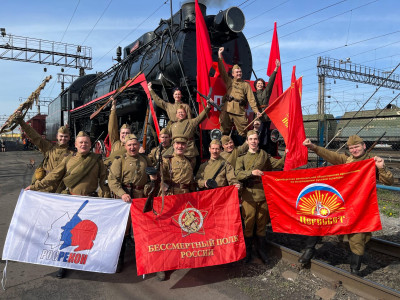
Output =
[{"x1": 296, "y1": 184, "x2": 345, "y2": 218}]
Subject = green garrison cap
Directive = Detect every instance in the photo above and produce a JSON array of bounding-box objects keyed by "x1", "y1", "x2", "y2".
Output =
[
  {"x1": 76, "y1": 131, "x2": 89, "y2": 138},
  {"x1": 124, "y1": 134, "x2": 138, "y2": 143},
  {"x1": 347, "y1": 135, "x2": 364, "y2": 146},
  {"x1": 58, "y1": 126, "x2": 70, "y2": 135},
  {"x1": 210, "y1": 139, "x2": 221, "y2": 146},
  {"x1": 221, "y1": 135, "x2": 232, "y2": 145}
]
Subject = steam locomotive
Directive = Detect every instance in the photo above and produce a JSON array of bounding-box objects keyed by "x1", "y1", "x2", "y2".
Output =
[{"x1": 46, "y1": 1, "x2": 251, "y2": 153}]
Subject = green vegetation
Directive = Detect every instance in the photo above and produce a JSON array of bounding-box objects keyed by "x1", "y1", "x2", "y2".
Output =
[{"x1": 377, "y1": 189, "x2": 400, "y2": 218}]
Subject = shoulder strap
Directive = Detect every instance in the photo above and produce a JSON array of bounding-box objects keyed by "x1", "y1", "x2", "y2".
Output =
[{"x1": 211, "y1": 161, "x2": 225, "y2": 180}]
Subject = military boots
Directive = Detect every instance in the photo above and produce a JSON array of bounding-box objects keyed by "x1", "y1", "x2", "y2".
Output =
[
  {"x1": 116, "y1": 236, "x2": 128, "y2": 273},
  {"x1": 244, "y1": 237, "x2": 253, "y2": 263},
  {"x1": 350, "y1": 253, "x2": 363, "y2": 276}
]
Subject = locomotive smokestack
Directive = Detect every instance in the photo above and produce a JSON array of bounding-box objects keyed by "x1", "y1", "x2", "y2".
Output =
[{"x1": 181, "y1": 1, "x2": 207, "y2": 23}]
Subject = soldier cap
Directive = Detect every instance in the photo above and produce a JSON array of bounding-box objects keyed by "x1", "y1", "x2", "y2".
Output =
[
  {"x1": 124, "y1": 134, "x2": 138, "y2": 143},
  {"x1": 347, "y1": 135, "x2": 364, "y2": 146},
  {"x1": 58, "y1": 126, "x2": 70, "y2": 135},
  {"x1": 232, "y1": 64, "x2": 241, "y2": 71},
  {"x1": 120, "y1": 124, "x2": 130, "y2": 130},
  {"x1": 173, "y1": 136, "x2": 188, "y2": 143},
  {"x1": 247, "y1": 130, "x2": 258, "y2": 137},
  {"x1": 76, "y1": 131, "x2": 89, "y2": 138},
  {"x1": 210, "y1": 139, "x2": 221, "y2": 146},
  {"x1": 159, "y1": 128, "x2": 171, "y2": 136},
  {"x1": 221, "y1": 135, "x2": 232, "y2": 145}
]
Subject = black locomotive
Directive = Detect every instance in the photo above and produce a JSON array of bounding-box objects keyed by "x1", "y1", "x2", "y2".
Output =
[{"x1": 46, "y1": 1, "x2": 252, "y2": 152}]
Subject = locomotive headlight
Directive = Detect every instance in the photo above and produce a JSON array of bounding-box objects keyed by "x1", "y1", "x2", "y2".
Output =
[
  {"x1": 270, "y1": 129, "x2": 280, "y2": 143},
  {"x1": 210, "y1": 129, "x2": 222, "y2": 141},
  {"x1": 214, "y1": 7, "x2": 245, "y2": 33}
]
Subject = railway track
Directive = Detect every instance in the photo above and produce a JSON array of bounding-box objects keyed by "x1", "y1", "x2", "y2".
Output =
[
  {"x1": 369, "y1": 237, "x2": 400, "y2": 259},
  {"x1": 268, "y1": 241, "x2": 400, "y2": 300}
]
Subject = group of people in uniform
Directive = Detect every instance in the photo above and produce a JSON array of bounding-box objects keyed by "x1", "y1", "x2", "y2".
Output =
[{"x1": 15, "y1": 46, "x2": 393, "y2": 281}]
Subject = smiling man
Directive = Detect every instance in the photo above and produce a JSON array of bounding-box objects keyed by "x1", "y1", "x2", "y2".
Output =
[
  {"x1": 220, "y1": 135, "x2": 248, "y2": 170},
  {"x1": 301, "y1": 135, "x2": 393, "y2": 275},
  {"x1": 16, "y1": 112, "x2": 73, "y2": 191},
  {"x1": 218, "y1": 47, "x2": 261, "y2": 137},
  {"x1": 235, "y1": 130, "x2": 284, "y2": 264}
]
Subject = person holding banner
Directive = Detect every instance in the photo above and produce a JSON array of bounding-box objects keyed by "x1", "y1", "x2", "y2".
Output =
[
  {"x1": 302, "y1": 135, "x2": 393, "y2": 275},
  {"x1": 195, "y1": 139, "x2": 240, "y2": 190},
  {"x1": 15, "y1": 112, "x2": 73, "y2": 191},
  {"x1": 235, "y1": 130, "x2": 284, "y2": 263},
  {"x1": 27, "y1": 131, "x2": 111, "y2": 278},
  {"x1": 220, "y1": 135, "x2": 248, "y2": 170},
  {"x1": 218, "y1": 47, "x2": 261, "y2": 138},
  {"x1": 108, "y1": 133, "x2": 152, "y2": 272}
]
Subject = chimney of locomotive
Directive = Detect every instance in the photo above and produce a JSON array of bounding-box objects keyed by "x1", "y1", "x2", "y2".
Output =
[{"x1": 181, "y1": 1, "x2": 207, "y2": 26}]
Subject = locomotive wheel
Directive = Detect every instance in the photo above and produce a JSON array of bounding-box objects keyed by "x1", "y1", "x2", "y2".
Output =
[{"x1": 93, "y1": 140, "x2": 106, "y2": 156}]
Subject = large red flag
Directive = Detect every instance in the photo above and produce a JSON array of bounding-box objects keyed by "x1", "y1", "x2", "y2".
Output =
[
  {"x1": 267, "y1": 22, "x2": 283, "y2": 104},
  {"x1": 284, "y1": 68, "x2": 308, "y2": 170},
  {"x1": 262, "y1": 159, "x2": 381, "y2": 236},
  {"x1": 131, "y1": 186, "x2": 245, "y2": 275},
  {"x1": 195, "y1": 0, "x2": 212, "y2": 108}
]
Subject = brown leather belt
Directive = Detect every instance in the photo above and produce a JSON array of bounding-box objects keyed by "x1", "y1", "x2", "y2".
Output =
[{"x1": 123, "y1": 184, "x2": 145, "y2": 190}]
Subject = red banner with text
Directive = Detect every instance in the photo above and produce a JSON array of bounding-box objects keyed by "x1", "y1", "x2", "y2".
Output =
[
  {"x1": 131, "y1": 186, "x2": 245, "y2": 275},
  {"x1": 262, "y1": 159, "x2": 381, "y2": 236}
]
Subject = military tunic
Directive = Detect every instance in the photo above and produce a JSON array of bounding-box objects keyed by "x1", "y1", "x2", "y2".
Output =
[
  {"x1": 108, "y1": 153, "x2": 151, "y2": 199},
  {"x1": 150, "y1": 90, "x2": 192, "y2": 122},
  {"x1": 148, "y1": 145, "x2": 172, "y2": 166},
  {"x1": 218, "y1": 58, "x2": 259, "y2": 136},
  {"x1": 313, "y1": 146, "x2": 394, "y2": 255},
  {"x1": 236, "y1": 149, "x2": 284, "y2": 237},
  {"x1": 195, "y1": 156, "x2": 239, "y2": 189},
  {"x1": 220, "y1": 142, "x2": 249, "y2": 170},
  {"x1": 169, "y1": 107, "x2": 210, "y2": 158},
  {"x1": 108, "y1": 108, "x2": 124, "y2": 154},
  {"x1": 161, "y1": 153, "x2": 194, "y2": 195},
  {"x1": 32, "y1": 152, "x2": 110, "y2": 197}
]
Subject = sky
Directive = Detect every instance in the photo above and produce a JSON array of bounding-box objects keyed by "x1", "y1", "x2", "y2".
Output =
[{"x1": 1, "y1": 0, "x2": 399, "y2": 124}]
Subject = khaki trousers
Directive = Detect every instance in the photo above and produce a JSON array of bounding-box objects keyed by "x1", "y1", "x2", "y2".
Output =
[{"x1": 241, "y1": 200, "x2": 269, "y2": 237}]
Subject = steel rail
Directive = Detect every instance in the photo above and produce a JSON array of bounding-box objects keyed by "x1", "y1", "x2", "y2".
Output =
[
  {"x1": 267, "y1": 241, "x2": 400, "y2": 300},
  {"x1": 369, "y1": 237, "x2": 400, "y2": 259}
]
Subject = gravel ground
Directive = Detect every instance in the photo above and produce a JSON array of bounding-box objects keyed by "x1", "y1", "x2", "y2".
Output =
[{"x1": 225, "y1": 255, "x2": 361, "y2": 300}]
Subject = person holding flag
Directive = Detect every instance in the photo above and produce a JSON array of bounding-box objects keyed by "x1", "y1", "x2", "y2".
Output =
[
  {"x1": 301, "y1": 135, "x2": 393, "y2": 275},
  {"x1": 235, "y1": 130, "x2": 284, "y2": 263},
  {"x1": 218, "y1": 47, "x2": 261, "y2": 138}
]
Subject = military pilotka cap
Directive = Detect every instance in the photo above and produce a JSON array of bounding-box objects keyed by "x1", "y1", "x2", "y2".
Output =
[
  {"x1": 58, "y1": 126, "x2": 70, "y2": 135},
  {"x1": 247, "y1": 130, "x2": 258, "y2": 137},
  {"x1": 173, "y1": 135, "x2": 188, "y2": 143},
  {"x1": 159, "y1": 128, "x2": 170, "y2": 136},
  {"x1": 124, "y1": 134, "x2": 138, "y2": 142},
  {"x1": 76, "y1": 131, "x2": 89, "y2": 137},
  {"x1": 347, "y1": 135, "x2": 364, "y2": 146},
  {"x1": 120, "y1": 124, "x2": 130, "y2": 130},
  {"x1": 221, "y1": 135, "x2": 232, "y2": 145},
  {"x1": 232, "y1": 64, "x2": 241, "y2": 71},
  {"x1": 210, "y1": 139, "x2": 221, "y2": 146}
]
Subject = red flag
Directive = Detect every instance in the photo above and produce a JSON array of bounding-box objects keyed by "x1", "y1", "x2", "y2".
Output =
[
  {"x1": 195, "y1": 0, "x2": 212, "y2": 107},
  {"x1": 262, "y1": 159, "x2": 381, "y2": 236},
  {"x1": 284, "y1": 68, "x2": 308, "y2": 170},
  {"x1": 139, "y1": 74, "x2": 160, "y2": 139},
  {"x1": 131, "y1": 186, "x2": 245, "y2": 275},
  {"x1": 267, "y1": 22, "x2": 283, "y2": 104}
]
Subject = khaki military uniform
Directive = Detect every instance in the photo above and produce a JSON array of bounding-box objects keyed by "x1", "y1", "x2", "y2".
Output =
[
  {"x1": 169, "y1": 107, "x2": 210, "y2": 159},
  {"x1": 18, "y1": 120, "x2": 73, "y2": 192},
  {"x1": 148, "y1": 145, "x2": 172, "y2": 167},
  {"x1": 108, "y1": 153, "x2": 151, "y2": 199},
  {"x1": 32, "y1": 152, "x2": 110, "y2": 197},
  {"x1": 150, "y1": 90, "x2": 192, "y2": 122},
  {"x1": 314, "y1": 146, "x2": 394, "y2": 255},
  {"x1": 195, "y1": 156, "x2": 239, "y2": 189},
  {"x1": 218, "y1": 58, "x2": 259, "y2": 136},
  {"x1": 108, "y1": 109, "x2": 124, "y2": 154},
  {"x1": 161, "y1": 153, "x2": 194, "y2": 195},
  {"x1": 235, "y1": 149, "x2": 284, "y2": 237},
  {"x1": 220, "y1": 143, "x2": 249, "y2": 170}
]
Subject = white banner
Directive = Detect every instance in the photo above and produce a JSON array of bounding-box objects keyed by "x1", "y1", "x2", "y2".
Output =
[{"x1": 2, "y1": 190, "x2": 130, "y2": 273}]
